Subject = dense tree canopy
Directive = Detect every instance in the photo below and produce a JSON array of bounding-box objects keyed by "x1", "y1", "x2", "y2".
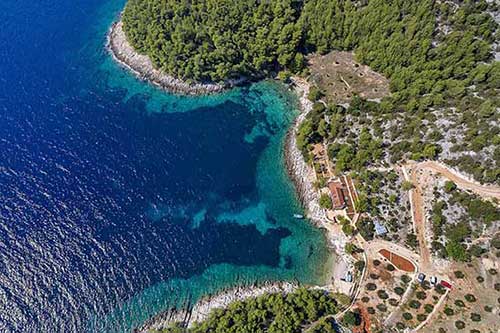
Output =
[
  {"x1": 162, "y1": 288, "x2": 339, "y2": 333},
  {"x1": 123, "y1": 0, "x2": 499, "y2": 181},
  {"x1": 123, "y1": 0, "x2": 305, "y2": 82}
]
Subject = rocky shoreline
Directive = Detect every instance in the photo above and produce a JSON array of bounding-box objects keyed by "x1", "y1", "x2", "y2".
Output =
[
  {"x1": 284, "y1": 79, "x2": 326, "y2": 226},
  {"x1": 137, "y1": 282, "x2": 298, "y2": 332},
  {"x1": 107, "y1": 20, "x2": 244, "y2": 95},
  {"x1": 133, "y1": 78, "x2": 347, "y2": 332},
  {"x1": 108, "y1": 21, "x2": 345, "y2": 329}
]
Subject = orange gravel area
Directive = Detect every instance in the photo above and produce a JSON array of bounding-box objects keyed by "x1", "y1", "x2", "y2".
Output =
[{"x1": 379, "y1": 249, "x2": 415, "y2": 272}]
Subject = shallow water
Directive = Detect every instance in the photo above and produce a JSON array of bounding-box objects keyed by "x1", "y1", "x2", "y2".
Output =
[{"x1": 0, "y1": 0, "x2": 332, "y2": 331}]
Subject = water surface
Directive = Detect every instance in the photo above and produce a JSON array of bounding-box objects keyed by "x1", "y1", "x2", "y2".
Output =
[{"x1": 0, "y1": 0, "x2": 331, "y2": 331}]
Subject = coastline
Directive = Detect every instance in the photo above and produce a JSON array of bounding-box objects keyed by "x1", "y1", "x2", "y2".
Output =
[
  {"x1": 137, "y1": 282, "x2": 298, "y2": 331},
  {"x1": 135, "y1": 78, "x2": 349, "y2": 332},
  {"x1": 285, "y1": 77, "x2": 351, "y2": 286},
  {"x1": 107, "y1": 20, "x2": 348, "y2": 329},
  {"x1": 107, "y1": 20, "x2": 241, "y2": 95}
]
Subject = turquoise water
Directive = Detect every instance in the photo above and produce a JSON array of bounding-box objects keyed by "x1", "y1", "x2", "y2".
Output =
[{"x1": 0, "y1": 0, "x2": 332, "y2": 331}]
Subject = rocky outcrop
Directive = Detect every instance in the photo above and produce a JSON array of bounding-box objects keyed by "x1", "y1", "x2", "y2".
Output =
[{"x1": 107, "y1": 20, "x2": 243, "y2": 95}]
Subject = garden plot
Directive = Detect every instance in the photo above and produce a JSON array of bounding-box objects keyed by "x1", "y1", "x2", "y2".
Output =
[
  {"x1": 390, "y1": 281, "x2": 447, "y2": 331},
  {"x1": 427, "y1": 253, "x2": 500, "y2": 333},
  {"x1": 356, "y1": 258, "x2": 412, "y2": 329}
]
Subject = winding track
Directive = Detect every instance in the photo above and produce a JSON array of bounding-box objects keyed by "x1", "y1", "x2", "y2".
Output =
[
  {"x1": 415, "y1": 161, "x2": 500, "y2": 200},
  {"x1": 405, "y1": 161, "x2": 500, "y2": 271}
]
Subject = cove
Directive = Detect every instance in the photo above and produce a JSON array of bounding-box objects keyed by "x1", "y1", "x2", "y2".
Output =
[{"x1": 0, "y1": 0, "x2": 332, "y2": 332}]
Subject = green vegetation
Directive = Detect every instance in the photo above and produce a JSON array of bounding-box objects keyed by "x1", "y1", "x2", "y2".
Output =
[
  {"x1": 455, "y1": 320, "x2": 466, "y2": 330},
  {"x1": 464, "y1": 293, "x2": 477, "y2": 302},
  {"x1": 123, "y1": 0, "x2": 499, "y2": 184},
  {"x1": 394, "y1": 287, "x2": 405, "y2": 296},
  {"x1": 444, "y1": 307, "x2": 454, "y2": 316},
  {"x1": 342, "y1": 310, "x2": 359, "y2": 327},
  {"x1": 163, "y1": 288, "x2": 339, "y2": 333},
  {"x1": 123, "y1": 0, "x2": 306, "y2": 82},
  {"x1": 402, "y1": 312, "x2": 413, "y2": 321},
  {"x1": 319, "y1": 193, "x2": 333, "y2": 209},
  {"x1": 409, "y1": 300, "x2": 421, "y2": 309},
  {"x1": 344, "y1": 242, "x2": 357, "y2": 254},
  {"x1": 377, "y1": 290, "x2": 389, "y2": 300}
]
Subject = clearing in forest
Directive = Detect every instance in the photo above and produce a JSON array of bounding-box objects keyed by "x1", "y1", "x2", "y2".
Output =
[{"x1": 308, "y1": 51, "x2": 390, "y2": 103}]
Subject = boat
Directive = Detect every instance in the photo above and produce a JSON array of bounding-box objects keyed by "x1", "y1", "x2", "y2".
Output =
[{"x1": 293, "y1": 214, "x2": 304, "y2": 219}]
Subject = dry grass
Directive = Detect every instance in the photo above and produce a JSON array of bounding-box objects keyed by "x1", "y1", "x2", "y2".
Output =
[{"x1": 308, "y1": 51, "x2": 390, "y2": 103}]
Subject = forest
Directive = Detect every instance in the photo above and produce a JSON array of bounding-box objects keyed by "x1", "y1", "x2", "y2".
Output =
[
  {"x1": 162, "y1": 288, "x2": 340, "y2": 332},
  {"x1": 289, "y1": 0, "x2": 499, "y2": 184}
]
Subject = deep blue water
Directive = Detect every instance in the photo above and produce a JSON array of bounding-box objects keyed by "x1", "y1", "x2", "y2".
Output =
[{"x1": 0, "y1": 0, "x2": 331, "y2": 332}]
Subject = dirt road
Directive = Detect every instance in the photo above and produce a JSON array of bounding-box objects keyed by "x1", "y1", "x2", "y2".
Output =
[
  {"x1": 415, "y1": 161, "x2": 500, "y2": 200},
  {"x1": 404, "y1": 161, "x2": 500, "y2": 271}
]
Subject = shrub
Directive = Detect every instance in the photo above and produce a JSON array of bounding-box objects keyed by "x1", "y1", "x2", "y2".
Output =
[
  {"x1": 366, "y1": 283, "x2": 377, "y2": 291},
  {"x1": 308, "y1": 86, "x2": 324, "y2": 102},
  {"x1": 455, "y1": 299, "x2": 465, "y2": 307},
  {"x1": 444, "y1": 307, "x2": 454, "y2": 316},
  {"x1": 417, "y1": 314, "x2": 427, "y2": 322},
  {"x1": 444, "y1": 181, "x2": 457, "y2": 193},
  {"x1": 361, "y1": 296, "x2": 370, "y2": 303},
  {"x1": 424, "y1": 304, "x2": 434, "y2": 313},
  {"x1": 396, "y1": 322, "x2": 405, "y2": 330},
  {"x1": 342, "y1": 223, "x2": 355, "y2": 236},
  {"x1": 394, "y1": 287, "x2": 405, "y2": 296},
  {"x1": 470, "y1": 313, "x2": 481, "y2": 322},
  {"x1": 495, "y1": 283, "x2": 500, "y2": 291},
  {"x1": 376, "y1": 303, "x2": 387, "y2": 312},
  {"x1": 373, "y1": 259, "x2": 381, "y2": 266},
  {"x1": 345, "y1": 242, "x2": 357, "y2": 254},
  {"x1": 455, "y1": 320, "x2": 466, "y2": 330},
  {"x1": 367, "y1": 307, "x2": 375, "y2": 315},
  {"x1": 319, "y1": 193, "x2": 333, "y2": 209},
  {"x1": 491, "y1": 235, "x2": 500, "y2": 249},
  {"x1": 454, "y1": 271, "x2": 465, "y2": 278},
  {"x1": 465, "y1": 294, "x2": 476, "y2": 302},
  {"x1": 402, "y1": 180, "x2": 414, "y2": 191},
  {"x1": 435, "y1": 284, "x2": 446, "y2": 295},
  {"x1": 489, "y1": 268, "x2": 497, "y2": 275},
  {"x1": 402, "y1": 312, "x2": 413, "y2": 321},
  {"x1": 342, "y1": 311, "x2": 359, "y2": 327},
  {"x1": 470, "y1": 330, "x2": 480, "y2": 333},
  {"x1": 484, "y1": 305, "x2": 493, "y2": 312},
  {"x1": 422, "y1": 281, "x2": 431, "y2": 290},
  {"x1": 401, "y1": 274, "x2": 411, "y2": 284},
  {"x1": 354, "y1": 260, "x2": 365, "y2": 271},
  {"x1": 409, "y1": 300, "x2": 421, "y2": 309},
  {"x1": 377, "y1": 290, "x2": 389, "y2": 300},
  {"x1": 438, "y1": 328, "x2": 446, "y2": 333},
  {"x1": 388, "y1": 298, "x2": 399, "y2": 306},
  {"x1": 386, "y1": 264, "x2": 395, "y2": 271},
  {"x1": 469, "y1": 244, "x2": 485, "y2": 258},
  {"x1": 476, "y1": 276, "x2": 484, "y2": 283},
  {"x1": 370, "y1": 273, "x2": 379, "y2": 280},
  {"x1": 416, "y1": 291, "x2": 427, "y2": 300}
]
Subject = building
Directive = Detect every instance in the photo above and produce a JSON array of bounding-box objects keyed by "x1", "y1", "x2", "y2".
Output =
[
  {"x1": 328, "y1": 181, "x2": 346, "y2": 209},
  {"x1": 374, "y1": 220, "x2": 388, "y2": 236}
]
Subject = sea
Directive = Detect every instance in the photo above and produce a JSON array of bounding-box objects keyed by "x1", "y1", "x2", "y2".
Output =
[{"x1": 0, "y1": 0, "x2": 332, "y2": 331}]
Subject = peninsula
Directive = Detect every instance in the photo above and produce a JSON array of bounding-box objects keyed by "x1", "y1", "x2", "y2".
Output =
[{"x1": 110, "y1": 0, "x2": 500, "y2": 332}]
